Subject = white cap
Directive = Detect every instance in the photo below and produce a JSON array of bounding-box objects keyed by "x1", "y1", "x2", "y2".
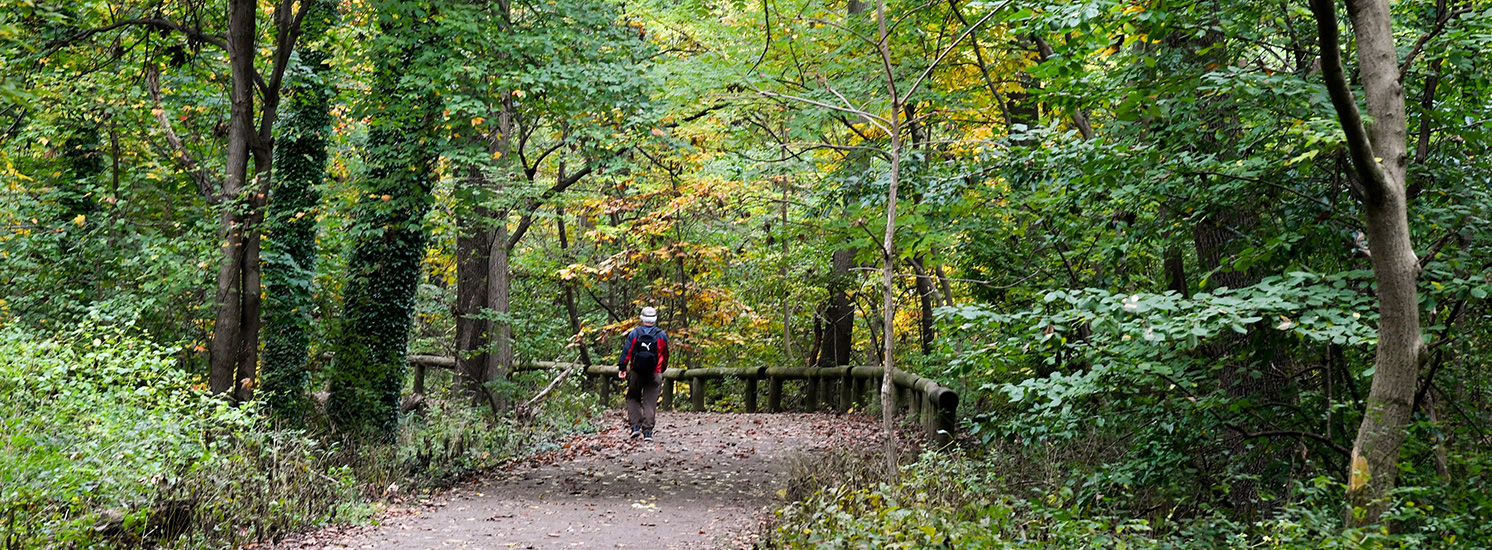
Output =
[{"x1": 640, "y1": 306, "x2": 657, "y2": 324}]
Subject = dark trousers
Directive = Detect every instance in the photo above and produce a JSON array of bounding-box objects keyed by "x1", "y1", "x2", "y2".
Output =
[{"x1": 624, "y1": 371, "x2": 663, "y2": 431}]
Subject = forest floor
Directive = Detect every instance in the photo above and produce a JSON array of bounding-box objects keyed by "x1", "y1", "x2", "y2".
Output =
[{"x1": 263, "y1": 411, "x2": 883, "y2": 550}]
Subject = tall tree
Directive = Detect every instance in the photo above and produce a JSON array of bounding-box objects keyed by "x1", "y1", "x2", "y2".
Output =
[
  {"x1": 208, "y1": 0, "x2": 309, "y2": 402},
  {"x1": 261, "y1": 0, "x2": 338, "y2": 419},
  {"x1": 326, "y1": 0, "x2": 442, "y2": 437},
  {"x1": 1310, "y1": 0, "x2": 1425, "y2": 524},
  {"x1": 446, "y1": 0, "x2": 652, "y2": 412}
]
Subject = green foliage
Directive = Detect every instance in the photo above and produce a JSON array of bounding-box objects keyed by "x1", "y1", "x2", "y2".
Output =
[
  {"x1": 0, "y1": 322, "x2": 588, "y2": 548},
  {"x1": 764, "y1": 450, "x2": 1492, "y2": 549},
  {"x1": 0, "y1": 323, "x2": 356, "y2": 548},
  {"x1": 262, "y1": 0, "x2": 339, "y2": 421},
  {"x1": 326, "y1": 0, "x2": 444, "y2": 438}
]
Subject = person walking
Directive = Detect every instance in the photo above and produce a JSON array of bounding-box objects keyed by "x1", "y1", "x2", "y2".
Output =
[{"x1": 618, "y1": 306, "x2": 669, "y2": 441}]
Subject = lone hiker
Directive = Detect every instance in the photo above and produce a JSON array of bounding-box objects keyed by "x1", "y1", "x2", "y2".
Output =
[{"x1": 618, "y1": 306, "x2": 669, "y2": 441}]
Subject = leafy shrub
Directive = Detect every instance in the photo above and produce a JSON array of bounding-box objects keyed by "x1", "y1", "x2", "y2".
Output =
[
  {"x1": 0, "y1": 323, "x2": 585, "y2": 549},
  {"x1": 762, "y1": 449, "x2": 1492, "y2": 549}
]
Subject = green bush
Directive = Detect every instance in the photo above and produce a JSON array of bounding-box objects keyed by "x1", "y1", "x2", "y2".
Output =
[
  {"x1": 0, "y1": 324, "x2": 359, "y2": 548},
  {"x1": 762, "y1": 449, "x2": 1492, "y2": 550},
  {"x1": 0, "y1": 323, "x2": 588, "y2": 548}
]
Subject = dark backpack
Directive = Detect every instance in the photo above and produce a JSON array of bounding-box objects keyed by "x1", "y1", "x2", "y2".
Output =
[{"x1": 631, "y1": 329, "x2": 659, "y2": 372}]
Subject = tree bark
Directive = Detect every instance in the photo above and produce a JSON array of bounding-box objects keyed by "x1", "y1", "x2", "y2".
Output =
[
  {"x1": 875, "y1": 0, "x2": 902, "y2": 468},
  {"x1": 455, "y1": 169, "x2": 495, "y2": 407},
  {"x1": 556, "y1": 206, "x2": 593, "y2": 367},
  {"x1": 911, "y1": 256, "x2": 936, "y2": 355},
  {"x1": 485, "y1": 222, "x2": 514, "y2": 410},
  {"x1": 824, "y1": 248, "x2": 856, "y2": 366},
  {"x1": 1310, "y1": 0, "x2": 1422, "y2": 524},
  {"x1": 207, "y1": 0, "x2": 259, "y2": 397}
]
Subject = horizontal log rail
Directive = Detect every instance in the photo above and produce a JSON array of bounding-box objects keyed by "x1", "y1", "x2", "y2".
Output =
[
  {"x1": 585, "y1": 364, "x2": 958, "y2": 445},
  {"x1": 400, "y1": 356, "x2": 958, "y2": 445}
]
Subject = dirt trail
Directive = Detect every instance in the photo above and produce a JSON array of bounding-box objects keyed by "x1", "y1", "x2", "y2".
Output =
[{"x1": 270, "y1": 411, "x2": 879, "y2": 550}]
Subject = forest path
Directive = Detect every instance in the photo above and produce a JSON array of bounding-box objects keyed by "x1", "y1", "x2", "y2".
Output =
[{"x1": 269, "y1": 411, "x2": 881, "y2": 550}]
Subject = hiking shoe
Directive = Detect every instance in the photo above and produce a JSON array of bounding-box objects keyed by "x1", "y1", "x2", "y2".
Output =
[
  {"x1": 643, "y1": 431, "x2": 654, "y2": 442},
  {"x1": 629, "y1": 427, "x2": 641, "y2": 439}
]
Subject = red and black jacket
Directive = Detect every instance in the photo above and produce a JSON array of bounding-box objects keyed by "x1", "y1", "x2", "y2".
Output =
[{"x1": 618, "y1": 325, "x2": 669, "y2": 374}]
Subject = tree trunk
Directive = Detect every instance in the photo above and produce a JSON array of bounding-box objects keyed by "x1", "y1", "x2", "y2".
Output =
[
  {"x1": 260, "y1": 0, "x2": 336, "y2": 418},
  {"x1": 455, "y1": 174, "x2": 495, "y2": 406},
  {"x1": 911, "y1": 256, "x2": 936, "y2": 355},
  {"x1": 208, "y1": 0, "x2": 260, "y2": 397},
  {"x1": 326, "y1": 4, "x2": 440, "y2": 437},
  {"x1": 875, "y1": 0, "x2": 901, "y2": 468},
  {"x1": 557, "y1": 206, "x2": 593, "y2": 367},
  {"x1": 779, "y1": 182, "x2": 794, "y2": 362},
  {"x1": 1309, "y1": 0, "x2": 1422, "y2": 524},
  {"x1": 825, "y1": 248, "x2": 856, "y2": 366},
  {"x1": 485, "y1": 222, "x2": 514, "y2": 411}
]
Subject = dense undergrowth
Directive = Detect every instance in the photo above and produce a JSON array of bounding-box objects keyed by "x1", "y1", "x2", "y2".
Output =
[
  {"x1": 762, "y1": 443, "x2": 1492, "y2": 550},
  {"x1": 0, "y1": 323, "x2": 595, "y2": 549}
]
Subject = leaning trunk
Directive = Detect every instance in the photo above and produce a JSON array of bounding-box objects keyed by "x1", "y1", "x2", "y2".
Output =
[{"x1": 326, "y1": 6, "x2": 439, "y2": 437}]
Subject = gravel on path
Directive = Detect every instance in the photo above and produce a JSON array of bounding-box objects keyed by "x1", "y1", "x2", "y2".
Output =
[{"x1": 266, "y1": 411, "x2": 881, "y2": 550}]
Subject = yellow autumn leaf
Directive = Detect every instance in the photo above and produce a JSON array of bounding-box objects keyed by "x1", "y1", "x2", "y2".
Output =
[{"x1": 72, "y1": 214, "x2": 86, "y2": 226}]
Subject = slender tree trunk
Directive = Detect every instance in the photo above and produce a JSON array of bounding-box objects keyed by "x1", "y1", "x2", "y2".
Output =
[
  {"x1": 779, "y1": 181, "x2": 794, "y2": 362},
  {"x1": 875, "y1": 0, "x2": 902, "y2": 468},
  {"x1": 235, "y1": 156, "x2": 270, "y2": 402},
  {"x1": 1310, "y1": 0, "x2": 1422, "y2": 524},
  {"x1": 911, "y1": 256, "x2": 936, "y2": 355},
  {"x1": 208, "y1": 0, "x2": 259, "y2": 397},
  {"x1": 557, "y1": 206, "x2": 593, "y2": 367},
  {"x1": 826, "y1": 248, "x2": 856, "y2": 366}
]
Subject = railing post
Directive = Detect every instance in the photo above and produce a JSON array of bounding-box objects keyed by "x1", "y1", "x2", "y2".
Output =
[
  {"x1": 768, "y1": 376, "x2": 783, "y2": 412},
  {"x1": 806, "y1": 376, "x2": 820, "y2": 412},
  {"x1": 745, "y1": 377, "x2": 758, "y2": 413},
  {"x1": 599, "y1": 374, "x2": 611, "y2": 408},
  {"x1": 691, "y1": 377, "x2": 706, "y2": 411},
  {"x1": 836, "y1": 370, "x2": 850, "y2": 413},
  {"x1": 920, "y1": 389, "x2": 935, "y2": 435},
  {"x1": 934, "y1": 388, "x2": 958, "y2": 446},
  {"x1": 661, "y1": 379, "x2": 674, "y2": 410}
]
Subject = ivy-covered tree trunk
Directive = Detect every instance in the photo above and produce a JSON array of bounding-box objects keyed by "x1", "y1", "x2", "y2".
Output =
[
  {"x1": 327, "y1": 5, "x2": 440, "y2": 437},
  {"x1": 261, "y1": 0, "x2": 336, "y2": 419}
]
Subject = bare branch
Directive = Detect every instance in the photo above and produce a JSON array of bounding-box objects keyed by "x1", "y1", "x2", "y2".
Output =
[
  {"x1": 147, "y1": 65, "x2": 220, "y2": 203},
  {"x1": 42, "y1": 17, "x2": 227, "y2": 57},
  {"x1": 1400, "y1": 6, "x2": 1472, "y2": 77},
  {"x1": 1309, "y1": 0, "x2": 1393, "y2": 203},
  {"x1": 1225, "y1": 423, "x2": 1351, "y2": 457},
  {"x1": 756, "y1": 89, "x2": 890, "y2": 126},
  {"x1": 903, "y1": 0, "x2": 1014, "y2": 101}
]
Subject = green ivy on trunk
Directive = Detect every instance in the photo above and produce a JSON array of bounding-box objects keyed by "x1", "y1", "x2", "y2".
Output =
[
  {"x1": 261, "y1": 0, "x2": 337, "y2": 421},
  {"x1": 326, "y1": 1, "x2": 441, "y2": 438}
]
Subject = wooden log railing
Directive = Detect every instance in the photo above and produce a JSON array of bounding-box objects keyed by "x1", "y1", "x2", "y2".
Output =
[
  {"x1": 584, "y1": 365, "x2": 958, "y2": 445},
  {"x1": 401, "y1": 356, "x2": 959, "y2": 444}
]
